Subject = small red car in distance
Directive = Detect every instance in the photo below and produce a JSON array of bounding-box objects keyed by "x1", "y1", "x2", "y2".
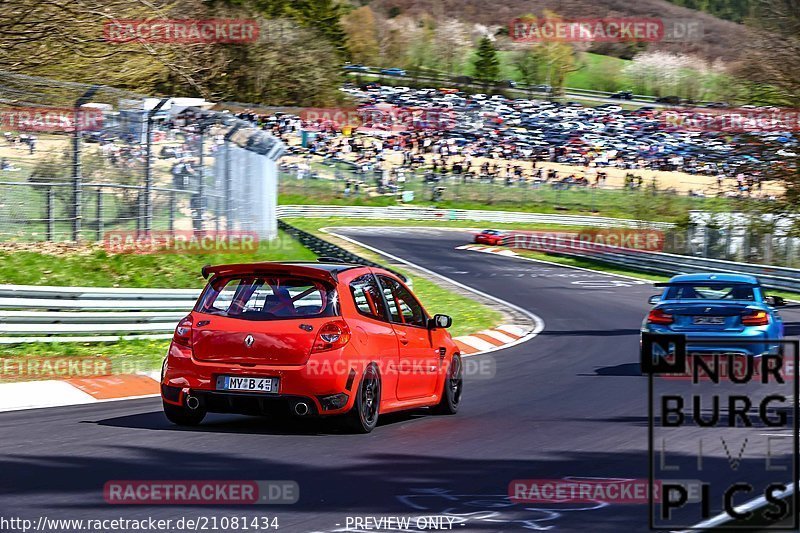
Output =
[
  {"x1": 161, "y1": 260, "x2": 462, "y2": 433},
  {"x1": 474, "y1": 229, "x2": 507, "y2": 246}
]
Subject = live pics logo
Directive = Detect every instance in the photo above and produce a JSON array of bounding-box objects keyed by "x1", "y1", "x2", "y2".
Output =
[{"x1": 641, "y1": 333, "x2": 800, "y2": 529}]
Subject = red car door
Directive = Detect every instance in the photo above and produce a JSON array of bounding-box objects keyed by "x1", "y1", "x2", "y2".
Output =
[
  {"x1": 377, "y1": 275, "x2": 441, "y2": 400},
  {"x1": 345, "y1": 273, "x2": 400, "y2": 402}
]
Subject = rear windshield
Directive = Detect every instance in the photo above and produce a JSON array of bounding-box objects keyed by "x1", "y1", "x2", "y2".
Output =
[
  {"x1": 664, "y1": 284, "x2": 756, "y2": 301},
  {"x1": 196, "y1": 276, "x2": 339, "y2": 320}
]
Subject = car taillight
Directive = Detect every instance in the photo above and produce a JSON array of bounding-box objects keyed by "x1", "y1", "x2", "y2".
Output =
[
  {"x1": 312, "y1": 320, "x2": 351, "y2": 353},
  {"x1": 173, "y1": 315, "x2": 193, "y2": 347},
  {"x1": 647, "y1": 308, "x2": 673, "y2": 325},
  {"x1": 742, "y1": 310, "x2": 769, "y2": 326}
]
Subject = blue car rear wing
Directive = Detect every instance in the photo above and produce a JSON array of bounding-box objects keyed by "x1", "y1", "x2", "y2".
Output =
[{"x1": 654, "y1": 281, "x2": 760, "y2": 288}]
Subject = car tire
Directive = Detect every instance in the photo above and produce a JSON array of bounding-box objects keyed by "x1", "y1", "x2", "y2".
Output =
[
  {"x1": 163, "y1": 401, "x2": 206, "y2": 426},
  {"x1": 434, "y1": 354, "x2": 463, "y2": 415},
  {"x1": 344, "y1": 363, "x2": 381, "y2": 433}
]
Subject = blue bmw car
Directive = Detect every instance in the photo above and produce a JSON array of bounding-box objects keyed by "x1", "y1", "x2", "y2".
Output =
[{"x1": 642, "y1": 273, "x2": 785, "y2": 356}]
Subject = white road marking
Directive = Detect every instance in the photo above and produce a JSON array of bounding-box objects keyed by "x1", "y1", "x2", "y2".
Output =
[{"x1": 0, "y1": 380, "x2": 97, "y2": 412}]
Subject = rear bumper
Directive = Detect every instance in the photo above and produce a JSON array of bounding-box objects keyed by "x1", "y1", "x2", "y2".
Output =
[
  {"x1": 161, "y1": 344, "x2": 359, "y2": 416},
  {"x1": 642, "y1": 326, "x2": 778, "y2": 356},
  {"x1": 162, "y1": 384, "x2": 321, "y2": 416}
]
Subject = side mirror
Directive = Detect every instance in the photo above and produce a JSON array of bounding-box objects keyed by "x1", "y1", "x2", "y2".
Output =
[
  {"x1": 648, "y1": 295, "x2": 661, "y2": 305},
  {"x1": 766, "y1": 296, "x2": 786, "y2": 307},
  {"x1": 429, "y1": 314, "x2": 453, "y2": 329}
]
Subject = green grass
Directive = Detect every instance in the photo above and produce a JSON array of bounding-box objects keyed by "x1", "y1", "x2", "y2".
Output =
[
  {"x1": 0, "y1": 231, "x2": 316, "y2": 288},
  {"x1": 495, "y1": 51, "x2": 629, "y2": 92}
]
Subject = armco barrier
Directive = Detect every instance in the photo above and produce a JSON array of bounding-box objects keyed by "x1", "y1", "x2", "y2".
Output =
[
  {"x1": 275, "y1": 205, "x2": 673, "y2": 230},
  {"x1": 526, "y1": 238, "x2": 800, "y2": 293},
  {"x1": 0, "y1": 285, "x2": 200, "y2": 344}
]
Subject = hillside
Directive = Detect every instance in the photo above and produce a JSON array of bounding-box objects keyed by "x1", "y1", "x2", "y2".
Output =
[{"x1": 368, "y1": 0, "x2": 749, "y2": 61}]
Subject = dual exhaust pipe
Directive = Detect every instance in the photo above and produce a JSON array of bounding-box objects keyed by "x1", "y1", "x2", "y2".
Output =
[{"x1": 186, "y1": 394, "x2": 311, "y2": 416}]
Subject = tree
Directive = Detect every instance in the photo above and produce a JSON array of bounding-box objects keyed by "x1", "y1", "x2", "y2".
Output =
[
  {"x1": 473, "y1": 36, "x2": 499, "y2": 87},
  {"x1": 0, "y1": 0, "x2": 346, "y2": 106},
  {"x1": 511, "y1": 47, "x2": 543, "y2": 93},
  {"x1": 407, "y1": 16, "x2": 436, "y2": 75},
  {"x1": 341, "y1": 6, "x2": 380, "y2": 65},
  {"x1": 378, "y1": 16, "x2": 415, "y2": 67},
  {"x1": 432, "y1": 19, "x2": 471, "y2": 76},
  {"x1": 538, "y1": 42, "x2": 577, "y2": 96}
]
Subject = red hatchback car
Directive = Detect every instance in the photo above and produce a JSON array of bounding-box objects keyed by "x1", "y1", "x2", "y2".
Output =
[
  {"x1": 161, "y1": 260, "x2": 462, "y2": 433},
  {"x1": 474, "y1": 229, "x2": 507, "y2": 246}
]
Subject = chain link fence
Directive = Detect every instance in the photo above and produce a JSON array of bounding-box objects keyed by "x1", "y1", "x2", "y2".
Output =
[{"x1": 0, "y1": 71, "x2": 285, "y2": 242}]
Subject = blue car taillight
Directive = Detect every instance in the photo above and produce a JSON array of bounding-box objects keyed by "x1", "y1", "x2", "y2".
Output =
[
  {"x1": 742, "y1": 310, "x2": 769, "y2": 326},
  {"x1": 647, "y1": 308, "x2": 673, "y2": 325}
]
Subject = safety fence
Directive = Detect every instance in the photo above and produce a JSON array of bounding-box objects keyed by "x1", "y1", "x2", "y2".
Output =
[{"x1": 0, "y1": 71, "x2": 285, "y2": 242}]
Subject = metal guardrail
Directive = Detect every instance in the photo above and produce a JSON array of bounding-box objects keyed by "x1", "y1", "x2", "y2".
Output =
[
  {"x1": 0, "y1": 285, "x2": 199, "y2": 343},
  {"x1": 527, "y1": 239, "x2": 800, "y2": 293},
  {"x1": 276, "y1": 205, "x2": 673, "y2": 230}
]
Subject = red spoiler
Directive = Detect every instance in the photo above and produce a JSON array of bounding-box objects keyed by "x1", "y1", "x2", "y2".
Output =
[{"x1": 201, "y1": 262, "x2": 341, "y2": 283}]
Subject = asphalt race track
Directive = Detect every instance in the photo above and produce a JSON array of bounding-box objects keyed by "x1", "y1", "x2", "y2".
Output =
[{"x1": 2, "y1": 227, "x2": 799, "y2": 532}]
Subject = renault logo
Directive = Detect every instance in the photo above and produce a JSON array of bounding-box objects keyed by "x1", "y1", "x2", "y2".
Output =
[{"x1": 244, "y1": 335, "x2": 254, "y2": 348}]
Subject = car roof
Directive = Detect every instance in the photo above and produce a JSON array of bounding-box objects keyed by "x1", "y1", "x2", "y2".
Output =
[{"x1": 666, "y1": 273, "x2": 760, "y2": 285}]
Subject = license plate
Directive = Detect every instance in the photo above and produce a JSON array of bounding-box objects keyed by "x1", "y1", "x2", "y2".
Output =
[
  {"x1": 693, "y1": 316, "x2": 725, "y2": 325},
  {"x1": 217, "y1": 376, "x2": 279, "y2": 393}
]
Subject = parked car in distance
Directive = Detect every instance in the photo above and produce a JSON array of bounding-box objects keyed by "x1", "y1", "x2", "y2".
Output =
[
  {"x1": 474, "y1": 229, "x2": 508, "y2": 246},
  {"x1": 610, "y1": 91, "x2": 633, "y2": 100},
  {"x1": 343, "y1": 64, "x2": 370, "y2": 73},
  {"x1": 380, "y1": 68, "x2": 407, "y2": 77}
]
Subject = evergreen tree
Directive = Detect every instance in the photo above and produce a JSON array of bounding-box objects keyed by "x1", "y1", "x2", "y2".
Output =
[{"x1": 473, "y1": 36, "x2": 499, "y2": 87}]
